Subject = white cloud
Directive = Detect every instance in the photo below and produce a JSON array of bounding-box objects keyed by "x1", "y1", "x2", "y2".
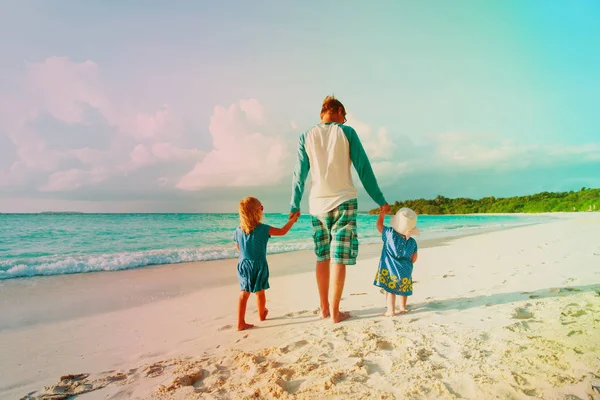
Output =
[
  {"x1": 346, "y1": 114, "x2": 396, "y2": 160},
  {"x1": 238, "y1": 99, "x2": 265, "y2": 126},
  {"x1": 371, "y1": 161, "x2": 413, "y2": 181},
  {"x1": 431, "y1": 133, "x2": 600, "y2": 171},
  {"x1": 120, "y1": 105, "x2": 185, "y2": 140},
  {"x1": 24, "y1": 56, "x2": 111, "y2": 125},
  {"x1": 177, "y1": 100, "x2": 288, "y2": 190},
  {"x1": 39, "y1": 168, "x2": 110, "y2": 192},
  {"x1": 124, "y1": 142, "x2": 204, "y2": 171},
  {"x1": 0, "y1": 57, "x2": 208, "y2": 193}
]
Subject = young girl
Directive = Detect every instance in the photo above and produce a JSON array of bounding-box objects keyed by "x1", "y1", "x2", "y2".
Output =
[
  {"x1": 374, "y1": 207, "x2": 419, "y2": 316},
  {"x1": 233, "y1": 196, "x2": 300, "y2": 331}
]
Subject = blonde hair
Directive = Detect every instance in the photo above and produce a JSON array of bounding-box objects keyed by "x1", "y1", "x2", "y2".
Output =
[
  {"x1": 239, "y1": 196, "x2": 263, "y2": 234},
  {"x1": 320, "y1": 95, "x2": 345, "y2": 118}
]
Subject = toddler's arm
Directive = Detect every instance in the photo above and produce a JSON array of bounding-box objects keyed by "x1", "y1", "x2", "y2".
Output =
[
  {"x1": 412, "y1": 252, "x2": 418, "y2": 263},
  {"x1": 269, "y1": 212, "x2": 300, "y2": 236},
  {"x1": 376, "y1": 207, "x2": 385, "y2": 234}
]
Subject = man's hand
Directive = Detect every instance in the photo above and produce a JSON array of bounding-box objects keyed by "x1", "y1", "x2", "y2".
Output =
[
  {"x1": 381, "y1": 203, "x2": 390, "y2": 214},
  {"x1": 289, "y1": 211, "x2": 300, "y2": 223}
]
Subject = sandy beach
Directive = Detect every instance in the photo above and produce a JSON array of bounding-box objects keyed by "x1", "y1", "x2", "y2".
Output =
[{"x1": 2, "y1": 213, "x2": 599, "y2": 399}]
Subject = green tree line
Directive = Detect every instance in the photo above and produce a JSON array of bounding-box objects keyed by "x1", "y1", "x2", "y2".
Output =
[{"x1": 369, "y1": 187, "x2": 600, "y2": 215}]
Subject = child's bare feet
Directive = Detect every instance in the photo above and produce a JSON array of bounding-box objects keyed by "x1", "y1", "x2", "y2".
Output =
[
  {"x1": 382, "y1": 310, "x2": 396, "y2": 317},
  {"x1": 237, "y1": 322, "x2": 254, "y2": 331},
  {"x1": 259, "y1": 308, "x2": 269, "y2": 321},
  {"x1": 332, "y1": 311, "x2": 351, "y2": 323}
]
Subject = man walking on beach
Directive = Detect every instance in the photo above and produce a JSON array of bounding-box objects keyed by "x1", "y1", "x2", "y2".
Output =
[{"x1": 290, "y1": 96, "x2": 390, "y2": 323}]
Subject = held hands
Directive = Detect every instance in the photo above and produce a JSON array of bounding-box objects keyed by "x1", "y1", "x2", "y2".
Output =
[
  {"x1": 289, "y1": 211, "x2": 300, "y2": 223},
  {"x1": 380, "y1": 203, "x2": 390, "y2": 215}
]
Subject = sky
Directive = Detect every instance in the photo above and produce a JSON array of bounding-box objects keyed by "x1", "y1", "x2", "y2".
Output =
[{"x1": 0, "y1": 1, "x2": 599, "y2": 213}]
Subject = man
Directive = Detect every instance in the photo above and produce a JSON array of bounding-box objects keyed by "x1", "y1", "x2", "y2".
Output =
[{"x1": 290, "y1": 96, "x2": 390, "y2": 323}]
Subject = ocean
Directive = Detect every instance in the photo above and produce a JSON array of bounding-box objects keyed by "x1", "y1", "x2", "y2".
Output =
[{"x1": 0, "y1": 213, "x2": 549, "y2": 280}]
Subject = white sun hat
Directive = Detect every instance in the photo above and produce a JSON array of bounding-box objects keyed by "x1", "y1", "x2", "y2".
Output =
[{"x1": 390, "y1": 207, "x2": 420, "y2": 238}]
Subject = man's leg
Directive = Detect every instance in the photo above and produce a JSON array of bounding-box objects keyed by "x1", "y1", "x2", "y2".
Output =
[
  {"x1": 329, "y1": 199, "x2": 357, "y2": 324},
  {"x1": 316, "y1": 260, "x2": 330, "y2": 318},
  {"x1": 330, "y1": 263, "x2": 350, "y2": 323},
  {"x1": 311, "y1": 214, "x2": 332, "y2": 319}
]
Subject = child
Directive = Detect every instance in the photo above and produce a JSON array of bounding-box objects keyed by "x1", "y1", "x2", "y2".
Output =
[
  {"x1": 373, "y1": 207, "x2": 419, "y2": 316},
  {"x1": 233, "y1": 196, "x2": 300, "y2": 331}
]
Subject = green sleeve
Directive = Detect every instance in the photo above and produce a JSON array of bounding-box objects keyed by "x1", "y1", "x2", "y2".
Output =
[
  {"x1": 343, "y1": 125, "x2": 387, "y2": 206},
  {"x1": 290, "y1": 132, "x2": 310, "y2": 213}
]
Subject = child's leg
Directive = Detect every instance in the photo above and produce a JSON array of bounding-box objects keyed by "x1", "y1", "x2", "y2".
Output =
[
  {"x1": 384, "y1": 292, "x2": 396, "y2": 316},
  {"x1": 256, "y1": 290, "x2": 268, "y2": 321},
  {"x1": 399, "y1": 295, "x2": 408, "y2": 312},
  {"x1": 238, "y1": 291, "x2": 254, "y2": 331}
]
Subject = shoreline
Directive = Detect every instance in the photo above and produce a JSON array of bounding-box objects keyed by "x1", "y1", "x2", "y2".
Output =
[{"x1": 0, "y1": 212, "x2": 553, "y2": 284}]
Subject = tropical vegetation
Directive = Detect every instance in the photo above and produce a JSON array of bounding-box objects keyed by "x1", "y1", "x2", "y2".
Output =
[{"x1": 369, "y1": 188, "x2": 600, "y2": 215}]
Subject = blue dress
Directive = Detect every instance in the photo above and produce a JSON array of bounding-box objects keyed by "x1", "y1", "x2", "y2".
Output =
[
  {"x1": 233, "y1": 223, "x2": 271, "y2": 293},
  {"x1": 373, "y1": 227, "x2": 418, "y2": 296}
]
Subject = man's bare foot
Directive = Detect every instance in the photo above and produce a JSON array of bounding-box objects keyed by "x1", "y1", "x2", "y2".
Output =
[
  {"x1": 319, "y1": 305, "x2": 330, "y2": 319},
  {"x1": 237, "y1": 322, "x2": 254, "y2": 331},
  {"x1": 398, "y1": 308, "x2": 408, "y2": 314},
  {"x1": 331, "y1": 311, "x2": 351, "y2": 323},
  {"x1": 382, "y1": 310, "x2": 396, "y2": 317},
  {"x1": 259, "y1": 308, "x2": 269, "y2": 321}
]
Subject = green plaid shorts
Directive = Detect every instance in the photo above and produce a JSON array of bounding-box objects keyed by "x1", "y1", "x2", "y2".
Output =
[{"x1": 310, "y1": 199, "x2": 359, "y2": 265}]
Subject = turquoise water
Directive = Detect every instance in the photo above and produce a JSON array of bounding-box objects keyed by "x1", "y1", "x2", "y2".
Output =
[{"x1": 0, "y1": 213, "x2": 547, "y2": 280}]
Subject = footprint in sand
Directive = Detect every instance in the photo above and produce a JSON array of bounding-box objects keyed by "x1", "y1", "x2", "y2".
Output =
[
  {"x1": 235, "y1": 334, "x2": 249, "y2": 343},
  {"x1": 563, "y1": 309, "x2": 587, "y2": 318},
  {"x1": 350, "y1": 292, "x2": 367, "y2": 296},
  {"x1": 285, "y1": 310, "x2": 311, "y2": 317},
  {"x1": 218, "y1": 324, "x2": 232, "y2": 331},
  {"x1": 442, "y1": 274, "x2": 455, "y2": 278},
  {"x1": 280, "y1": 340, "x2": 309, "y2": 353},
  {"x1": 512, "y1": 307, "x2": 534, "y2": 320},
  {"x1": 145, "y1": 363, "x2": 165, "y2": 378},
  {"x1": 159, "y1": 370, "x2": 204, "y2": 393},
  {"x1": 105, "y1": 372, "x2": 127, "y2": 382},
  {"x1": 377, "y1": 340, "x2": 394, "y2": 351}
]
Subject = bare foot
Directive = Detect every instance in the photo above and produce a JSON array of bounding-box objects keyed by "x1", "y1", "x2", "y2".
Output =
[
  {"x1": 259, "y1": 308, "x2": 269, "y2": 321},
  {"x1": 398, "y1": 308, "x2": 408, "y2": 314},
  {"x1": 237, "y1": 322, "x2": 254, "y2": 331},
  {"x1": 319, "y1": 305, "x2": 330, "y2": 319},
  {"x1": 382, "y1": 310, "x2": 396, "y2": 317},
  {"x1": 332, "y1": 311, "x2": 351, "y2": 323}
]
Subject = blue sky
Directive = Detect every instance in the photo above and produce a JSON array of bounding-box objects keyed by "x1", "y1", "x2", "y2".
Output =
[{"x1": 0, "y1": 1, "x2": 599, "y2": 212}]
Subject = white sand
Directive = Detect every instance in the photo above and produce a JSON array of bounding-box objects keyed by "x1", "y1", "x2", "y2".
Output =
[{"x1": 2, "y1": 214, "x2": 599, "y2": 399}]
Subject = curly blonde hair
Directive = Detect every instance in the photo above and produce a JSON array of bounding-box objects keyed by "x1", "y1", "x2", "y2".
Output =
[{"x1": 239, "y1": 196, "x2": 263, "y2": 234}]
